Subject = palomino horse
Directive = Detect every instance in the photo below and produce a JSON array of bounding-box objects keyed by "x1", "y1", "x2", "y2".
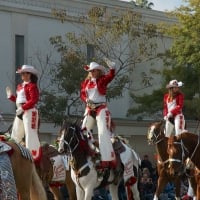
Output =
[
  {"x1": 147, "y1": 121, "x2": 183, "y2": 200},
  {"x1": 0, "y1": 125, "x2": 76, "y2": 200},
  {"x1": 167, "y1": 133, "x2": 200, "y2": 199},
  {"x1": 37, "y1": 143, "x2": 77, "y2": 200},
  {"x1": 58, "y1": 120, "x2": 140, "y2": 200},
  {"x1": 0, "y1": 140, "x2": 47, "y2": 200}
]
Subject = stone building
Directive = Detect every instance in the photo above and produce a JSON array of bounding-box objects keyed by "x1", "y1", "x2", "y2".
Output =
[{"x1": 0, "y1": 0, "x2": 196, "y2": 163}]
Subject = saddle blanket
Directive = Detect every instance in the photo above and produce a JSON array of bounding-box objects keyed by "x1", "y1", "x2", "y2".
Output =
[
  {"x1": 0, "y1": 141, "x2": 12, "y2": 153},
  {"x1": 15, "y1": 142, "x2": 33, "y2": 161},
  {"x1": 0, "y1": 153, "x2": 18, "y2": 199},
  {"x1": 51, "y1": 155, "x2": 69, "y2": 182},
  {"x1": 120, "y1": 143, "x2": 137, "y2": 183}
]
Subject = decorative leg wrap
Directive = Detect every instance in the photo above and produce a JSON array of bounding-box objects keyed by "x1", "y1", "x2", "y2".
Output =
[
  {"x1": 125, "y1": 176, "x2": 137, "y2": 200},
  {"x1": 0, "y1": 153, "x2": 18, "y2": 199}
]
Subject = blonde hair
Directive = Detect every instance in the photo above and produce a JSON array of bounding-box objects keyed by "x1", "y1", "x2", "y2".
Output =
[
  {"x1": 167, "y1": 88, "x2": 173, "y2": 102},
  {"x1": 85, "y1": 70, "x2": 103, "y2": 80},
  {"x1": 167, "y1": 87, "x2": 180, "y2": 102}
]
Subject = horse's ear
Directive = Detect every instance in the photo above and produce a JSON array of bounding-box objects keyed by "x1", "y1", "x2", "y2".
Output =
[{"x1": 71, "y1": 118, "x2": 82, "y2": 127}]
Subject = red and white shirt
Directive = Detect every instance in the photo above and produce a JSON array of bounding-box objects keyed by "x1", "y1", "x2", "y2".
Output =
[
  {"x1": 8, "y1": 82, "x2": 39, "y2": 110},
  {"x1": 80, "y1": 69, "x2": 115, "y2": 103},
  {"x1": 163, "y1": 92, "x2": 184, "y2": 117}
]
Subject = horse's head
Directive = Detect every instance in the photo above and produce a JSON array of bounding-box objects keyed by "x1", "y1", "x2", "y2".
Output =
[
  {"x1": 167, "y1": 136, "x2": 185, "y2": 176},
  {"x1": 147, "y1": 121, "x2": 165, "y2": 145},
  {"x1": 58, "y1": 120, "x2": 81, "y2": 154},
  {"x1": 58, "y1": 120, "x2": 89, "y2": 157}
]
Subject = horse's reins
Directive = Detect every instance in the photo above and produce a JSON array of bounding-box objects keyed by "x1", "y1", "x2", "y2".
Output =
[
  {"x1": 190, "y1": 120, "x2": 200, "y2": 161},
  {"x1": 60, "y1": 126, "x2": 91, "y2": 190},
  {"x1": 167, "y1": 140, "x2": 186, "y2": 171},
  {"x1": 180, "y1": 133, "x2": 200, "y2": 163},
  {"x1": 150, "y1": 127, "x2": 173, "y2": 165},
  {"x1": 151, "y1": 126, "x2": 183, "y2": 165}
]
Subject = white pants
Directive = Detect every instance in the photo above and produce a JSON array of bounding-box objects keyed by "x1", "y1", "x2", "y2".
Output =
[
  {"x1": 165, "y1": 113, "x2": 185, "y2": 137},
  {"x1": 11, "y1": 107, "x2": 41, "y2": 161},
  {"x1": 82, "y1": 107, "x2": 115, "y2": 162}
]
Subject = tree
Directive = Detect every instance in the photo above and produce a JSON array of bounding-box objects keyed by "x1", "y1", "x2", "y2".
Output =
[
  {"x1": 128, "y1": 0, "x2": 200, "y2": 120},
  {"x1": 39, "y1": 6, "x2": 161, "y2": 124},
  {"x1": 133, "y1": 0, "x2": 154, "y2": 9}
]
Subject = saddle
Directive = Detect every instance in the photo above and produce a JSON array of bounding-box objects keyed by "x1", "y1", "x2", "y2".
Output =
[
  {"x1": 36, "y1": 143, "x2": 60, "y2": 185},
  {"x1": 112, "y1": 136, "x2": 126, "y2": 154},
  {"x1": 89, "y1": 137, "x2": 125, "y2": 185}
]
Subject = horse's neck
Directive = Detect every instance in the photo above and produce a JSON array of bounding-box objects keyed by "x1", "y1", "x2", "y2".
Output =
[
  {"x1": 184, "y1": 137, "x2": 200, "y2": 169},
  {"x1": 72, "y1": 152, "x2": 89, "y2": 170},
  {"x1": 156, "y1": 138, "x2": 168, "y2": 161}
]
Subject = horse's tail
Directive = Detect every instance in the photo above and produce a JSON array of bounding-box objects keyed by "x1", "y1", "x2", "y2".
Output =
[{"x1": 30, "y1": 165, "x2": 47, "y2": 200}]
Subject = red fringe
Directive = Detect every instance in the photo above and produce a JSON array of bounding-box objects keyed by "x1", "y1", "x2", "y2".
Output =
[{"x1": 125, "y1": 176, "x2": 137, "y2": 200}]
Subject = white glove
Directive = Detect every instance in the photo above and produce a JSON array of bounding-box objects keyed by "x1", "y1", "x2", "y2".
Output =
[
  {"x1": 164, "y1": 116, "x2": 167, "y2": 120},
  {"x1": 167, "y1": 112, "x2": 173, "y2": 118},
  {"x1": 16, "y1": 107, "x2": 24, "y2": 116},
  {"x1": 103, "y1": 57, "x2": 116, "y2": 69},
  {"x1": 6, "y1": 86, "x2": 12, "y2": 98}
]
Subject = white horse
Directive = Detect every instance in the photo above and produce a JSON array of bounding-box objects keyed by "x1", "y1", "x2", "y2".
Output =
[{"x1": 58, "y1": 120, "x2": 140, "y2": 200}]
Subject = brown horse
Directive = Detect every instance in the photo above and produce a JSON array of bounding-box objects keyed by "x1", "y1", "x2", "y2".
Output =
[
  {"x1": 147, "y1": 121, "x2": 183, "y2": 200},
  {"x1": 0, "y1": 140, "x2": 47, "y2": 200},
  {"x1": 0, "y1": 125, "x2": 76, "y2": 200},
  {"x1": 37, "y1": 143, "x2": 77, "y2": 200},
  {"x1": 167, "y1": 133, "x2": 200, "y2": 199}
]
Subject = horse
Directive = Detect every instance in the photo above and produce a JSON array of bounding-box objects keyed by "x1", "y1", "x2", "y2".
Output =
[
  {"x1": 147, "y1": 120, "x2": 183, "y2": 200},
  {"x1": 58, "y1": 120, "x2": 140, "y2": 200},
  {"x1": 0, "y1": 125, "x2": 76, "y2": 200},
  {"x1": 167, "y1": 133, "x2": 200, "y2": 199},
  {"x1": 37, "y1": 142, "x2": 77, "y2": 200},
  {"x1": 0, "y1": 139, "x2": 47, "y2": 200}
]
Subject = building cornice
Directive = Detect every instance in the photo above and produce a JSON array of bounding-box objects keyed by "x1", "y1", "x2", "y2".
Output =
[{"x1": 0, "y1": 0, "x2": 176, "y2": 24}]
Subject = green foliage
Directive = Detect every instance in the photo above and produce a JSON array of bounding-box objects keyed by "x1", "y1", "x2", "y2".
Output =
[
  {"x1": 127, "y1": 89, "x2": 164, "y2": 118},
  {"x1": 131, "y1": 0, "x2": 154, "y2": 9},
  {"x1": 128, "y1": 0, "x2": 200, "y2": 120},
  {"x1": 39, "y1": 91, "x2": 68, "y2": 125}
]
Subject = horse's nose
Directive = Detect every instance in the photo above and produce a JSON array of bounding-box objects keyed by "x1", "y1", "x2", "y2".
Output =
[{"x1": 58, "y1": 147, "x2": 64, "y2": 153}]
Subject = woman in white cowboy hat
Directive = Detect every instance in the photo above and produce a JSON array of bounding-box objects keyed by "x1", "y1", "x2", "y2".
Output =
[
  {"x1": 80, "y1": 58, "x2": 117, "y2": 169},
  {"x1": 163, "y1": 79, "x2": 185, "y2": 137},
  {"x1": 6, "y1": 65, "x2": 42, "y2": 163}
]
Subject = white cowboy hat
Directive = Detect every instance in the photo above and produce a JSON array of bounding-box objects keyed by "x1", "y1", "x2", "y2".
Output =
[
  {"x1": 84, "y1": 62, "x2": 105, "y2": 72},
  {"x1": 16, "y1": 65, "x2": 39, "y2": 76},
  {"x1": 166, "y1": 80, "x2": 184, "y2": 88}
]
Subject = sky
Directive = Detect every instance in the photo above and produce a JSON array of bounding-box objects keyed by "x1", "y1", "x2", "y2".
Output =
[
  {"x1": 121, "y1": 0, "x2": 186, "y2": 11},
  {"x1": 150, "y1": 0, "x2": 185, "y2": 11}
]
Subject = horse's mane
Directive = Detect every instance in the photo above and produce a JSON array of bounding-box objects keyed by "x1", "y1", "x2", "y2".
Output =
[{"x1": 177, "y1": 132, "x2": 198, "y2": 141}]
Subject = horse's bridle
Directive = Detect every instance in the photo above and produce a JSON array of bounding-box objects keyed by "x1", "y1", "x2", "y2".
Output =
[
  {"x1": 59, "y1": 125, "x2": 91, "y2": 180},
  {"x1": 172, "y1": 136, "x2": 199, "y2": 165},
  {"x1": 59, "y1": 126, "x2": 79, "y2": 155},
  {"x1": 148, "y1": 124, "x2": 185, "y2": 166},
  {"x1": 147, "y1": 126, "x2": 164, "y2": 145}
]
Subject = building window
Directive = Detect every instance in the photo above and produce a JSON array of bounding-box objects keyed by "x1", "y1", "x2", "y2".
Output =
[
  {"x1": 15, "y1": 35, "x2": 24, "y2": 84},
  {"x1": 87, "y1": 44, "x2": 94, "y2": 63}
]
